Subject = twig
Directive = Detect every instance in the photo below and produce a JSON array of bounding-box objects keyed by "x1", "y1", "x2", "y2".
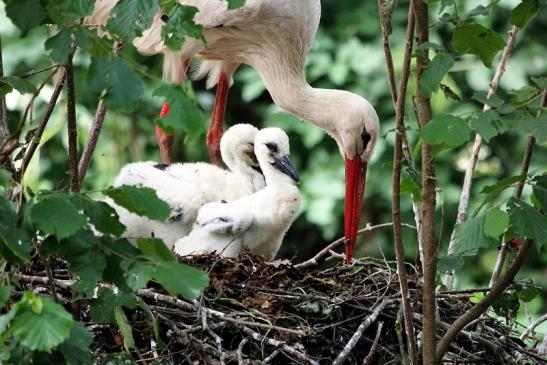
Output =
[
  {"x1": 19, "y1": 69, "x2": 70, "y2": 180},
  {"x1": 446, "y1": 26, "x2": 520, "y2": 290},
  {"x1": 412, "y1": 2, "x2": 438, "y2": 364},
  {"x1": 137, "y1": 288, "x2": 306, "y2": 336},
  {"x1": 237, "y1": 336, "x2": 249, "y2": 364},
  {"x1": 363, "y1": 321, "x2": 384, "y2": 365},
  {"x1": 37, "y1": 249, "x2": 59, "y2": 303},
  {"x1": 78, "y1": 96, "x2": 107, "y2": 186},
  {"x1": 242, "y1": 327, "x2": 319, "y2": 365},
  {"x1": 263, "y1": 348, "x2": 281, "y2": 363},
  {"x1": 14, "y1": 273, "x2": 72, "y2": 289},
  {"x1": 395, "y1": 305, "x2": 409, "y2": 365},
  {"x1": 66, "y1": 53, "x2": 79, "y2": 192},
  {"x1": 519, "y1": 313, "x2": 547, "y2": 340},
  {"x1": 489, "y1": 90, "x2": 546, "y2": 287},
  {"x1": 435, "y1": 239, "x2": 533, "y2": 362},
  {"x1": 295, "y1": 222, "x2": 415, "y2": 269},
  {"x1": 333, "y1": 299, "x2": 388, "y2": 365},
  {"x1": 390, "y1": 2, "x2": 419, "y2": 365},
  {"x1": 0, "y1": 35, "x2": 12, "y2": 170}
]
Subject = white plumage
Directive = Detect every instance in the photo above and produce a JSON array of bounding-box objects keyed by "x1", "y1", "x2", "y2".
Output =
[
  {"x1": 107, "y1": 124, "x2": 265, "y2": 248},
  {"x1": 174, "y1": 127, "x2": 300, "y2": 260}
]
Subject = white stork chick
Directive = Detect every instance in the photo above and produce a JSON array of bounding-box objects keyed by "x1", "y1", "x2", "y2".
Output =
[
  {"x1": 174, "y1": 127, "x2": 301, "y2": 260},
  {"x1": 108, "y1": 124, "x2": 265, "y2": 248}
]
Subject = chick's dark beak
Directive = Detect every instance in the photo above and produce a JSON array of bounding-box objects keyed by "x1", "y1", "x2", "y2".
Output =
[{"x1": 273, "y1": 155, "x2": 300, "y2": 184}]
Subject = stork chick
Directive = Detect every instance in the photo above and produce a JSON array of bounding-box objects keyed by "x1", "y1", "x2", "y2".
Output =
[
  {"x1": 174, "y1": 127, "x2": 301, "y2": 260},
  {"x1": 108, "y1": 124, "x2": 265, "y2": 248}
]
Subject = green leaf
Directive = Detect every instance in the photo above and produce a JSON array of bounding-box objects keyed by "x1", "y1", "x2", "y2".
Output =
[
  {"x1": 420, "y1": 52, "x2": 454, "y2": 96},
  {"x1": 5, "y1": 0, "x2": 46, "y2": 35},
  {"x1": 453, "y1": 214, "x2": 496, "y2": 254},
  {"x1": 0, "y1": 197, "x2": 31, "y2": 264},
  {"x1": 161, "y1": 4, "x2": 203, "y2": 51},
  {"x1": 106, "y1": 0, "x2": 158, "y2": 41},
  {"x1": 227, "y1": 0, "x2": 246, "y2": 9},
  {"x1": 484, "y1": 209, "x2": 509, "y2": 239},
  {"x1": 468, "y1": 110, "x2": 507, "y2": 142},
  {"x1": 492, "y1": 291, "x2": 519, "y2": 318},
  {"x1": 158, "y1": 0, "x2": 177, "y2": 14},
  {"x1": 45, "y1": 28, "x2": 73, "y2": 63},
  {"x1": 509, "y1": 113, "x2": 547, "y2": 144},
  {"x1": 532, "y1": 185, "x2": 547, "y2": 210},
  {"x1": 114, "y1": 306, "x2": 135, "y2": 351},
  {"x1": 400, "y1": 175, "x2": 422, "y2": 202},
  {"x1": 511, "y1": 0, "x2": 539, "y2": 29},
  {"x1": 136, "y1": 298, "x2": 163, "y2": 346},
  {"x1": 90, "y1": 287, "x2": 136, "y2": 323},
  {"x1": 137, "y1": 238, "x2": 176, "y2": 262},
  {"x1": 0, "y1": 169, "x2": 11, "y2": 187},
  {"x1": 463, "y1": 5, "x2": 490, "y2": 20},
  {"x1": 59, "y1": 322, "x2": 93, "y2": 365},
  {"x1": 508, "y1": 198, "x2": 547, "y2": 250},
  {"x1": 0, "y1": 286, "x2": 11, "y2": 307},
  {"x1": 46, "y1": 0, "x2": 95, "y2": 25},
  {"x1": 421, "y1": 115, "x2": 472, "y2": 147},
  {"x1": 473, "y1": 175, "x2": 526, "y2": 216},
  {"x1": 12, "y1": 294, "x2": 74, "y2": 352},
  {"x1": 437, "y1": 255, "x2": 464, "y2": 273},
  {"x1": 452, "y1": 23, "x2": 506, "y2": 67},
  {"x1": 151, "y1": 262, "x2": 209, "y2": 300},
  {"x1": 31, "y1": 195, "x2": 86, "y2": 240},
  {"x1": 518, "y1": 286, "x2": 539, "y2": 303},
  {"x1": 104, "y1": 185, "x2": 171, "y2": 221},
  {"x1": 70, "y1": 195, "x2": 125, "y2": 237},
  {"x1": 152, "y1": 83, "x2": 205, "y2": 135},
  {"x1": 472, "y1": 91, "x2": 504, "y2": 108},
  {"x1": 0, "y1": 76, "x2": 37, "y2": 95},
  {"x1": 509, "y1": 86, "x2": 540, "y2": 106},
  {"x1": 88, "y1": 57, "x2": 144, "y2": 111}
]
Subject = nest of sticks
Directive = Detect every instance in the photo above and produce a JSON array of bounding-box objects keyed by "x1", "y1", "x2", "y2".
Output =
[{"x1": 16, "y1": 250, "x2": 545, "y2": 365}]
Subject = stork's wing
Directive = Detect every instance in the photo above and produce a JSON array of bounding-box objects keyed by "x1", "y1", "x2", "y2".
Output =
[{"x1": 196, "y1": 202, "x2": 253, "y2": 235}]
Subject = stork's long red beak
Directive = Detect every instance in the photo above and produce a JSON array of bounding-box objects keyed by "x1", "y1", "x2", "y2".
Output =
[{"x1": 344, "y1": 157, "x2": 368, "y2": 263}]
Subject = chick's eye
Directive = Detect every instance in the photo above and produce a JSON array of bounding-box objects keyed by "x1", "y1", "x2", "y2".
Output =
[{"x1": 265, "y1": 143, "x2": 278, "y2": 153}]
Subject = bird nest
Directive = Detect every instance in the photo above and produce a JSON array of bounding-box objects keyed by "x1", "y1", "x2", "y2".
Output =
[{"x1": 17, "y1": 252, "x2": 543, "y2": 364}]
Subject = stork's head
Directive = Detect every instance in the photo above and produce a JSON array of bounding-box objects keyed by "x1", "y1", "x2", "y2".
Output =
[
  {"x1": 255, "y1": 127, "x2": 300, "y2": 186},
  {"x1": 220, "y1": 124, "x2": 264, "y2": 183},
  {"x1": 328, "y1": 92, "x2": 380, "y2": 263}
]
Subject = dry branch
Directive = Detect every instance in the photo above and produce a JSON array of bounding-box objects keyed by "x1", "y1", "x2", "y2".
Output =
[
  {"x1": 66, "y1": 55, "x2": 79, "y2": 192},
  {"x1": 520, "y1": 313, "x2": 547, "y2": 341}
]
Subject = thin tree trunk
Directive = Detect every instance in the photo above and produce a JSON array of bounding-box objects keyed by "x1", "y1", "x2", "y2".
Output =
[
  {"x1": 0, "y1": 36, "x2": 13, "y2": 171},
  {"x1": 78, "y1": 97, "x2": 107, "y2": 186},
  {"x1": 445, "y1": 26, "x2": 519, "y2": 290},
  {"x1": 389, "y1": 2, "x2": 418, "y2": 365},
  {"x1": 412, "y1": 2, "x2": 437, "y2": 364},
  {"x1": 377, "y1": 0, "x2": 424, "y2": 267}
]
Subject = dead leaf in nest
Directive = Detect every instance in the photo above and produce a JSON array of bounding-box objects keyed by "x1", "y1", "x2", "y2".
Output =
[
  {"x1": 303, "y1": 273, "x2": 337, "y2": 287},
  {"x1": 267, "y1": 259, "x2": 291, "y2": 268},
  {"x1": 293, "y1": 300, "x2": 332, "y2": 316},
  {"x1": 242, "y1": 293, "x2": 274, "y2": 313}
]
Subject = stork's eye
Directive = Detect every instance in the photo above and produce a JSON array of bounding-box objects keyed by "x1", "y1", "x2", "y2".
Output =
[
  {"x1": 265, "y1": 143, "x2": 278, "y2": 153},
  {"x1": 361, "y1": 130, "x2": 372, "y2": 149}
]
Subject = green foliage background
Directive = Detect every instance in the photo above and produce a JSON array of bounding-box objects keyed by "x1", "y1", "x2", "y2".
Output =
[{"x1": 1, "y1": 0, "x2": 546, "y2": 347}]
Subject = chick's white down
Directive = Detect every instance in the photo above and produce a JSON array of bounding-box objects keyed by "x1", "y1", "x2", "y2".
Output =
[
  {"x1": 106, "y1": 124, "x2": 265, "y2": 248},
  {"x1": 174, "y1": 127, "x2": 301, "y2": 260}
]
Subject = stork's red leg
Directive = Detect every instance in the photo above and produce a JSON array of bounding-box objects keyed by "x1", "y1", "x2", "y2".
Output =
[
  {"x1": 156, "y1": 59, "x2": 191, "y2": 164},
  {"x1": 207, "y1": 72, "x2": 229, "y2": 166},
  {"x1": 344, "y1": 157, "x2": 368, "y2": 263}
]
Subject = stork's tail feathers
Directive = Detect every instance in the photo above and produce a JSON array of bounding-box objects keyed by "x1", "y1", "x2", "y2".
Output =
[
  {"x1": 84, "y1": 0, "x2": 118, "y2": 36},
  {"x1": 191, "y1": 60, "x2": 238, "y2": 89}
]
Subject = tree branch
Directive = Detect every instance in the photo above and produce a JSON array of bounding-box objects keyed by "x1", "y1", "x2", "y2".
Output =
[
  {"x1": 519, "y1": 313, "x2": 547, "y2": 341},
  {"x1": 412, "y1": 2, "x2": 437, "y2": 364},
  {"x1": 446, "y1": 26, "x2": 520, "y2": 290},
  {"x1": 0, "y1": 35, "x2": 14, "y2": 172},
  {"x1": 489, "y1": 90, "x2": 546, "y2": 287},
  {"x1": 66, "y1": 54, "x2": 79, "y2": 192},
  {"x1": 435, "y1": 239, "x2": 533, "y2": 362},
  {"x1": 78, "y1": 96, "x2": 107, "y2": 186},
  {"x1": 390, "y1": 2, "x2": 418, "y2": 365}
]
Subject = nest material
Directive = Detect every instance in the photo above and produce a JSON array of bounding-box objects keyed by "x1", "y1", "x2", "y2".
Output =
[{"x1": 18, "y1": 253, "x2": 544, "y2": 364}]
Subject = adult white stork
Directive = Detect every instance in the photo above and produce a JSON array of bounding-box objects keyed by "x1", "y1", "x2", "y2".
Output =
[
  {"x1": 174, "y1": 127, "x2": 300, "y2": 259},
  {"x1": 88, "y1": 0, "x2": 380, "y2": 261},
  {"x1": 108, "y1": 123, "x2": 265, "y2": 247}
]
